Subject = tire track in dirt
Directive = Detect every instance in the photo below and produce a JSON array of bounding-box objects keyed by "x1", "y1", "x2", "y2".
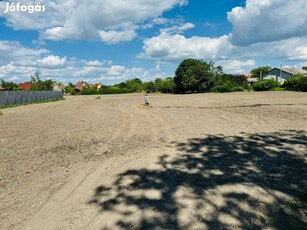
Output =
[{"x1": 22, "y1": 100, "x2": 173, "y2": 230}]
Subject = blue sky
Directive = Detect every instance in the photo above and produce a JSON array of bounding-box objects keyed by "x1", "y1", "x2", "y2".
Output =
[{"x1": 0, "y1": 0, "x2": 307, "y2": 84}]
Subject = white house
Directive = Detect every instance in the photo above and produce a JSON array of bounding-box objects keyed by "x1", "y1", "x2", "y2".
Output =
[{"x1": 263, "y1": 68, "x2": 307, "y2": 84}]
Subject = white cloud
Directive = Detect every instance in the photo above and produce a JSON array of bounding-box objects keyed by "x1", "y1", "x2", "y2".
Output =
[
  {"x1": 107, "y1": 65, "x2": 126, "y2": 76},
  {"x1": 0, "y1": 40, "x2": 163, "y2": 84},
  {"x1": 0, "y1": 0, "x2": 188, "y2": 44},
  {"x1": 37, "y1": 55, "x2": 67, "y2": 68},
  {"x1": 216, "y1": 59, "x2": 256, "y2": 74},
  {"x1": 99, "y1": 29, "x2": 137, "y2": 44},
  {"x1": 140, "y1": 33, "x2": 231, "y2": 62},
  {"x1": 160, "y1": 22, "x2": 195, "y2": 34},
  {"x1": 0, "y1": 40, "x2": 49, "y2": 65},
  {"x1": 86, "y1": 60, "x2": 103, "y2": 67},
  {"x1": 228, "y1": 0, "x2": 307, "y2": 46}
]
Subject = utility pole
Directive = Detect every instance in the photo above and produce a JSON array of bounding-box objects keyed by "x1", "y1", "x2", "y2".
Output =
[{"x1": 278, "y1": 64, "x2": 282, "y2": 83}]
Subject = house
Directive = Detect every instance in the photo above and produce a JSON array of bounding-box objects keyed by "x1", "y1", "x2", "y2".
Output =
[
  {"x1": 240, "y1": 74, "x2": 259, "y2": 85},
  {"x1": 53, "y1": 83, "x2": 65, "y2": 92},
  {"x1": 18, "y1": 83, "x2": 32, "y2": 91},
  {"x1": 75, "y1": 81, "x2": 88, "y2": 92},
  {"x1": 92, "y1": 83, "x2": 102, "y2": 90},
  {"x1": 263, "y1": 68, "x2": 307, "y2": 84},
  {"x1": 0, "y1": 85, "x2": 4, "y2": 91}
]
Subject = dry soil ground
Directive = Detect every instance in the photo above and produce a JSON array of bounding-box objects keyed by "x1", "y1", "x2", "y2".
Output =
[{"x1": 0, "y1": 92, "x2": 307, "y2": 230}]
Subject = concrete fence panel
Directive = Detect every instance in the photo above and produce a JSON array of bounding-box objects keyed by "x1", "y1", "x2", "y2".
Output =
[{"x1": 0, "y1": 91, "x2": 63, "y2": 105}]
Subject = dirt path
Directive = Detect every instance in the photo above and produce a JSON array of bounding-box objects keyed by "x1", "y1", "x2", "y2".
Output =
[{"x1": 0, "y1": 92, "x2": 306, "y2": 229}]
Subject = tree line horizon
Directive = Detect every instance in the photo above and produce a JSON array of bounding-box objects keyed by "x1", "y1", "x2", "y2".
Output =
[{"x1": 1, "y1": 59, "x2": 307, "y2": 93}]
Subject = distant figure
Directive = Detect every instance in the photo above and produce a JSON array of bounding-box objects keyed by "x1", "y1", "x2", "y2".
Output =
[{"x1": 144, "y1": 94, "x2": 150, "y2": 106}]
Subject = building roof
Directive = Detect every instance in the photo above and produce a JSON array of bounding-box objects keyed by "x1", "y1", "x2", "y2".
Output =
[
  {"x1": 0, "y1": 85, "x2": 4, "y2": 90},
  {"x1": 241, "y1": 74, "x2": 254, "y2": 78},
  {"x1": 282, "y1": 68, "x2": 307, "y2": 75},
  {"x1": 18, "y1": 83, "x2": 31, "y2": 91},
  {"x1": 75, "y1": 81, "x2": 87, "y2": 91}
]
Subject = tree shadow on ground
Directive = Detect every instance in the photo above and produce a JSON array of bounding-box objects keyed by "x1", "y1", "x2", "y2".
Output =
[{"x1": 89, "y1": 130, "x2": 307, "y2": 229}]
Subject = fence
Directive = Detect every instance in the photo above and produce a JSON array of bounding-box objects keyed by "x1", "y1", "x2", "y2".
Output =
[{"x1": 0, "y1": 91, "x2": 64, "y2": 105}]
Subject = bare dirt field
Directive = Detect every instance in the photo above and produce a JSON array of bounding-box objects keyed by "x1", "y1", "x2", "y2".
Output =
[{"x1": 1, "y1": 92, "x2": 307, "y2": 230}]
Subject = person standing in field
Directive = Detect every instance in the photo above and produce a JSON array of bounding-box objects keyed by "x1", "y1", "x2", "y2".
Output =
[{"x1": 144, "y1": 94, "x2": 150, "y2": 106}]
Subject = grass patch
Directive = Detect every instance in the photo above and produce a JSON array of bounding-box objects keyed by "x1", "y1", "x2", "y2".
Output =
[{"x1": 0, "y1": 98, "x2": 65, "y2": 110}]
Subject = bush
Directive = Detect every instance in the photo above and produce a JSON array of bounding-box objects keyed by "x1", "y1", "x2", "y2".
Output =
[
  {"x1": 253, "y1": 79, "x2": 280, "y2": 91},
  {"x1": 80, "y1": 88, "x2": 99, "y2": 95},
  {"x1": 283, "y1": 75, "x2": 307, "y2": 92},
  {"x1": 70, "y1": 89, "x2": 76, "y2": 95},
  {"x1": 270, "y1": 87, "x2": 285, "y2": 91},
  {"x1": 211, "y1": 81, "x2": 235, "y2": 93},
  {"x1": 100, "y1": 87, "x2": 133, "y2": 94}
]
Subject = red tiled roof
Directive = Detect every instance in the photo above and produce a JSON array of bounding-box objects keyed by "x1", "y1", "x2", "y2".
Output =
[
  {"x1": 18, "y1": 83, "x2": 32, "y2": 91},
  {"x1": 75, "y1": 81, "x2": 87, "y2": 90},
  {"x1": 241, "y1": 74, "x2": 254, "y2": 78}
]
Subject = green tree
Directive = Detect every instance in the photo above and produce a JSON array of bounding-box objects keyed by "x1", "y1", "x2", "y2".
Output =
[
  {"x1": 253, "y1": 79, "x2": 280, "y2": 91},
  {"x1": 0, "y1": 79, "x2": 21, "y2": 91},
  {"x1": 162, "y1": 77, "x2": 175, "y2": 93},
  {"x1": 125, "y1": 78, "x2": 143, "y2": 92},
  {"x1": 29, "y1": 72, "x2": 55, "y2": 91},
  {"x1": 283, "y1": 74, "x2": 307, "y2": 92},
  {"x1": 250, "y1": 66, "x2": 272, "y2": 78},
  {"x1": 174, "y1": 59, "x2": 221, "y2": 93},
  {"x1": 302, "y1": 66, "x2": 307, "y2": 71},
  {"x1": 144, "y1": 81, "x2": 155, "y2": 93}
]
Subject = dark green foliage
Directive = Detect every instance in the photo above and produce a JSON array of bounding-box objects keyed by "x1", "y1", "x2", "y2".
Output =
[
  {"x1": 174, "y1": 59, "x2": 221, "y2": 93},
  {"x1": 250, "y1": 66, "x2": 272, "y2": 78},
  {"x1": 80, "y1": 87, "x2": 98, "y2": 95},
  {"x1": 210, "y1": 77, "x2": 248, "y2": 93},
  {"x1": 155, "y1": 77, "x2": 175, "y2": 93},
  {"x1": 30, "y1": 72, "x2": 55, "y2": 91},
  {"x1": 125, "y1": 78, "x2": 144, "y2": 92},
  {"x1": 80, "y1": 86, "x2": 133, "y2": 95},
  {"x1": 302, "y1": 66, "x2": 307, "y2": 71},
  {"x1": 70, "y1": 89, "x2": 76, "y2": 95},
  {"x1": 0, "y1": 79, "x2": 22, "y2": 91},
  {"x1": 65, "y1": 82, "x2": 75, "y2": 93},
  {"x1": 283, "y1": 75, "x2": 307, "y2": 92},
  {"x1": 253, "y1": 79, "x2": 280, "y2": 91},
  {"x1": 211, "y1": 81, "x2": 236, "y2": 93},
  {"x1": 143, "y1": 81, "x2": 156, "y2": 93},
  {"x1": 100, "y1": 87, "x2": 133, "y2": 94}
]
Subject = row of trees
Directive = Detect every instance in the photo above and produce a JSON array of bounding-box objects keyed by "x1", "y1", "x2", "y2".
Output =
[
  {"x1": 78, "y1": 77, "x2": 175, "y2": 95},
  {"x1": 0, "y1": 73, "x2": 56, "y2": 91},
  {"x1": 81, "y1": 59, "x2": 255, "y2": 95},
  {"x1": 1, "y1": 61, "x2": 306, "y2": 94}
]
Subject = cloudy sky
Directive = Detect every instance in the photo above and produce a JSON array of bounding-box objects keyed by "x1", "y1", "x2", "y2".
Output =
[{"x1": 0, "y1": 0, "x2": 307, "y2": 84}]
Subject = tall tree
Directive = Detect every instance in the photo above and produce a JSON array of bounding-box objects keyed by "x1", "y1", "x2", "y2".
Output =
[
  {"x1": 174, "y1": 59, "x2": 221, "y2": 93},
  {"x1": 30, "y1": 72, "x2": 55, "y2": 91},
  {"x1": 250, "y1": 66, "x2": 272, "y2": 78},
  {"x1": 125, "y1": 78, "x2": 143, "y2": 92}
]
